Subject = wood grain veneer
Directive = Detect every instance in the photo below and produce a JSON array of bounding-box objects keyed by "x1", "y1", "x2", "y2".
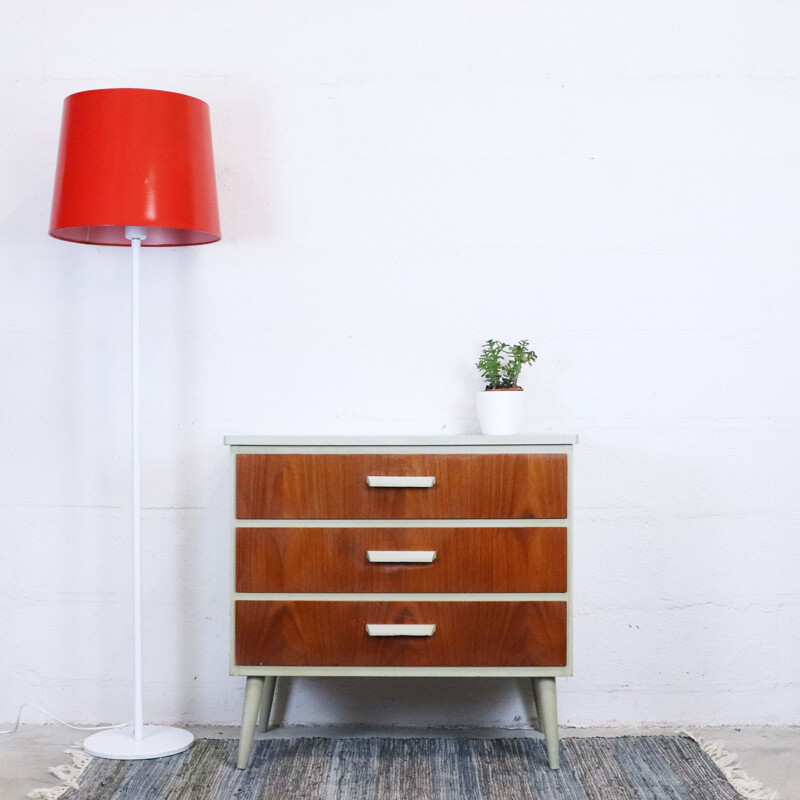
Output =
[
  {"x1": 235, "y1": 600, "x2": 567, "y2": 667},
  {"x1": 236, "y1": 527, "x2": 567, "y2": 593},
  {"x1": 235, "y1": 453, "x2": 568, "y2": 520}
]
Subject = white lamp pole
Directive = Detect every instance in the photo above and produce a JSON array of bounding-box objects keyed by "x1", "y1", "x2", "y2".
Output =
[{"x1": 129, "y1": 226, "x2": 145, "y2": 742}]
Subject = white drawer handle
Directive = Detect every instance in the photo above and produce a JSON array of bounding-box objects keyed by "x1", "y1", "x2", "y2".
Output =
[
  {"x1": 366, "y1": 476, "x2": 436, "y2": 488},
  {"x1": 366, "y1": 624, "x2": 436, "y2": 637},
  {"x1": 367, "y1": 550, "x2": 437, "y2": 563}
]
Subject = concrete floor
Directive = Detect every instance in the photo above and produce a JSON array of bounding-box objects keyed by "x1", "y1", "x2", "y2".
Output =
[{"x1": 2, "y1": 725, "x2": 796, "y2": 799}]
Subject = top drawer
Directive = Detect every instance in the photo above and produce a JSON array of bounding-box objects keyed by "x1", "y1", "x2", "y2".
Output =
[{"x1": 235, "y1": 453, "x2": 567, "y2": 519}]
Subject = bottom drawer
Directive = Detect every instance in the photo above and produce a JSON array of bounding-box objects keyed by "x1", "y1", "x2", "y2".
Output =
[{"x1": 235, "y1": 600, "x2": 567, "y2": 667}]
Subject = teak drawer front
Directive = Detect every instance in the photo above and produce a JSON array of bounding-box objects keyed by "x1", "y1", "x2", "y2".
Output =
[
  {"x1": 235, "y1": 600, "x2": 567, "y2": 667},
  {"x1": 236, "y1": 527, "x2": 567, "y2": 593},
  {"x1": 235, "y1": 453, "x2": 567, "y2": 519}
]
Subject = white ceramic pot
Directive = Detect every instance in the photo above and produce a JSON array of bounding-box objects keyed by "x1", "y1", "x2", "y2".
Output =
[{"x1": 476, "y1": 389, "x2": 525, "y2": 435}]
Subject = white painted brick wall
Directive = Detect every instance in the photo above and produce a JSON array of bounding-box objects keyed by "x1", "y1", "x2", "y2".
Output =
[{"x1": 1, "y1": 1, "x2": 798, "y2": 727}]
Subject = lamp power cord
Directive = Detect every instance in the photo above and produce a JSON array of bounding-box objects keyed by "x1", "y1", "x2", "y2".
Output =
[{"x1": 0, "y1": 703, "x2": 131, "y2": 735}]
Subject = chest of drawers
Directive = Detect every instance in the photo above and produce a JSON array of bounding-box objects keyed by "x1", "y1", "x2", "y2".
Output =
[{"x1": 225, "y1": 435, "x2": 576, "y2": 770}]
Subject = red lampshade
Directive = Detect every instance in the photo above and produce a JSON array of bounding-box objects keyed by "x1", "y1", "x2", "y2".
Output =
[{"x1": 49, "y1": 88, "x2": 221, "y2": 246}]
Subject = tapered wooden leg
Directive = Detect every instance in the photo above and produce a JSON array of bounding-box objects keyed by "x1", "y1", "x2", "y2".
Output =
[
  {"x1": 531, "y1": 677, "x2": 560, "y2": 769},
  {"x1": 257, "y1": 676, "x2": 277, "y2": 733},
  {"x1": 237, "y1": 676, "x2": 265, "y2": 769}
]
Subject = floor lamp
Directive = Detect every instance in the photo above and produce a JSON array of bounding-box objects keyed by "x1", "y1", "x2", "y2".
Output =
[{"x1": 49, "y1": 88, "x2": 221, "y2": 759}]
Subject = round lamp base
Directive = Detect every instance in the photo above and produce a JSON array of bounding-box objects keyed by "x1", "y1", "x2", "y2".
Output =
[{"x1": 84, "y1": 725, "x2": 194, "y2": 760}]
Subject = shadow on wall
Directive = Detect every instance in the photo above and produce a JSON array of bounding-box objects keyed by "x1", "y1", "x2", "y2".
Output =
[{"x1": 265, "y1": 677, "x2": 540, "y2": 729}]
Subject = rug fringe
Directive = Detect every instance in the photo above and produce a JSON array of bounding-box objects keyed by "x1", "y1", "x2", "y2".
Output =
[
  {"x1": 27, "y1": 746, "x2": 93, "y2": 800},
  {"x1": 679, "y1": 730, "x2": 779, "y2": 800}
]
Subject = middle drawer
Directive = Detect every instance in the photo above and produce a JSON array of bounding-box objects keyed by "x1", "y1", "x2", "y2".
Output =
[{"x1": 236, "y1": 527, "x2": 567, "y2": 593}]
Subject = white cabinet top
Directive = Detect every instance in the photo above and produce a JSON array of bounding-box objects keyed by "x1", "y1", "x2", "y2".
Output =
[{"x1": 224, "y1": 434, "x2": 578, "y2": 446}]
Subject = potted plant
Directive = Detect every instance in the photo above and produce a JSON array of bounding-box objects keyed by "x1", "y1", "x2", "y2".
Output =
[{"x1": 475, "y1": 339, "x2": 537, "y2": 434}]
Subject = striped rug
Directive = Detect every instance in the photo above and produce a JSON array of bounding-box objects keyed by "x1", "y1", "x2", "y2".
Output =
[{"x1": 43, "y1": 736, "x2": 771, "y2": 800}]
